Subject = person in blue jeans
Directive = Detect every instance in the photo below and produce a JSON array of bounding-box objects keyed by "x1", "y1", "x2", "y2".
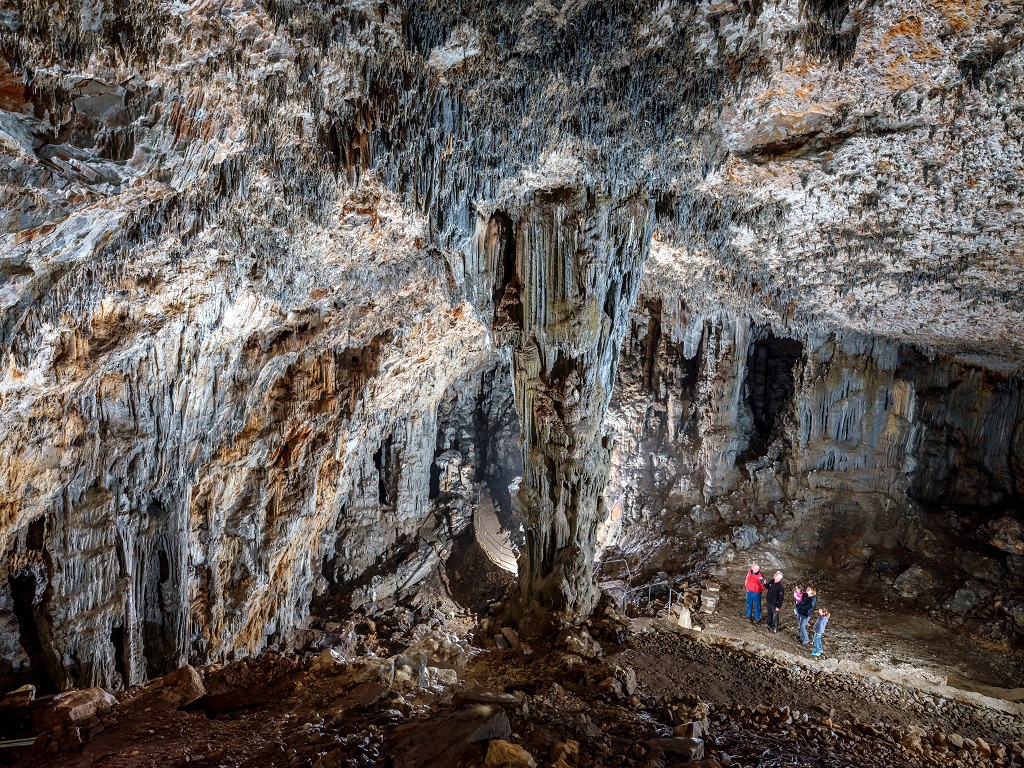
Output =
[
  {"x1": 811, "y1": 608, "x2": 830, "y2": 657},
  {"x1": 744, "y1": 563, "x2": 767, "y2": 622},
  {"x1": 795, "y1": 587, "x2": 817, "y2": 645}
]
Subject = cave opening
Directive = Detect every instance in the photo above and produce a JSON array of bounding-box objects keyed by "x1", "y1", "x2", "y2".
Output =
[
  {"x1": 374, "y1": 434, "x2": 395, "y2": 507},
  {"x1": 143, "y1": 543, "x2": 176, "y2": 681},
  {"x1": 641, "y1": 297, "x2": 663, "y2": 394},
  {"x1": 110, "y1": 624, "x2": 128, "y2": 688},
  {"x1": 428, "y1": 454, "x2": 443, "y2": 501},
  {"x1": 8, "y1": 569, "x2": 55, "y2": 693},
  {"x1": 603, "y1": 283, "x2": 617, "y2": 322},
  {"x1": 489, "y1": 211, "x2": 517, "y2": 308},
  {"x1": 26, "y1": 517, "x2": 44, "y2": 550},
  {"x1": 743, "y1": 333, "x2": 804, "y2": 457},
  {"x1": 116, "y1": 541, "x2": 129, "y2": 578}
]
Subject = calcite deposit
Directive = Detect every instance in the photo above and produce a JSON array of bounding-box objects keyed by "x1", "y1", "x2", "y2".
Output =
[{"x1": 0, "y1": 0, "x2": 1022, "y2": 696}]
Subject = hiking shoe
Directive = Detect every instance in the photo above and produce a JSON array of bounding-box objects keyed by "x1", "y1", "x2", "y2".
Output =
[{"x1": 811, "y1": 651, "x2": 821, "y2": 657}]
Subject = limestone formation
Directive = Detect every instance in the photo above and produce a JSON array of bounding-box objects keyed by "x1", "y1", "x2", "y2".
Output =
[
  {"x1": 0, "y1": 0, "x2": 1022, "y2": 691},
  {"x1": 606, "y1": 256, "x2": 1024, "y2": 558},
  {"x1": 492, "y1": 187, "x2": 653, "y2": 630}
]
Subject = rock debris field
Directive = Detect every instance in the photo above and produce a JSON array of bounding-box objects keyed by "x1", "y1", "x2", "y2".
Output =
[{"x1": 3, "y1": 595, "x2": 1023, "y2": 768}]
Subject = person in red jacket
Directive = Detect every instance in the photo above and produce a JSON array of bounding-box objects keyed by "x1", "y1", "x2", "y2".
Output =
[{"x1": 744, "y1": 562, "x2": 767, "y2": 622}]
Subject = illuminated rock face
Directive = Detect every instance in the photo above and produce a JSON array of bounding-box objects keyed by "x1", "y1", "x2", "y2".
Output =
[
  {"x1": 1, "y1": 0, "x2": 1023, "y2": 687},
  {"x1": 493, "y1": 189, "x2": 653, "y2": 631},
  {"x1": 0, "y1": 177, "x2": 501, "y2": 691},
  {"x1": 605, "y1": 258, "x2": 1024, "y2": 573}
]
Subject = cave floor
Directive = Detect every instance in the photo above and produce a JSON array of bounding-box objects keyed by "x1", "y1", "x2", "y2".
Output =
[
  {"x1": 12, "y1": 614, "x2": 1023, "y2": 768},
  {"x1": 700, "y1": 552, "x2": 1024, "y2": 697}
]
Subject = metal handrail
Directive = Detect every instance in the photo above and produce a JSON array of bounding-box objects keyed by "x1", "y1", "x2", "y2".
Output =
[{"x1": 0, "y1": 738, "x2": 36, "y2": 750}]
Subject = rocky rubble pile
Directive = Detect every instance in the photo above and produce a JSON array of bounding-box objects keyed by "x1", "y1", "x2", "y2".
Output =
[
  {"x1": 720, "y1": 703, "x2": 1024, "y2": 767},
  {"x1": 5, "y1": 612, "x2": 1024, "y2": 768}
]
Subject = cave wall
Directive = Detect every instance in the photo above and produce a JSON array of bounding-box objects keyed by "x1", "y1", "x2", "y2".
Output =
[
  {"x1": 605, "y1": 276, "x2": 1024, "y2": 566},
  {"x1": 0, "y1": 180, "x2": 501, "y2": 691},
  {"x1": 1, "y1": 0, "x2": 1024, "y2": 687}
]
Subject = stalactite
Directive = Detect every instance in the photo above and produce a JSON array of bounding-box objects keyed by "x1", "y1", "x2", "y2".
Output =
[{"x1": 497, "y1": 187, "x2": 654, "y2": 633}]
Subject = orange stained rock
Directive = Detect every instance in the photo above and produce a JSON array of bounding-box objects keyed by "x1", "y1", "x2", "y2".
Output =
[
  {"x1": 794, "y1": 82, "x2": 816, "y2": 99},
  {"x1": 928, "y1": 0, "x2": 985, "y2": 32},
  {"x1": 0, "y1": 57, "x2": 28, "y2": 112},
  {"x1": 780, "y1": 54, "x2": 817, "y2": 77},
  {"x1": 910, "y1": 43, "x2": 944, "y2": 62},
  {"x1": 883, "y1": 14, "x2": 925, "y2": 46}
]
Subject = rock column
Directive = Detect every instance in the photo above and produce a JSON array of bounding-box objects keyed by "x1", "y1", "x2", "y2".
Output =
[{"x1": 504, "y1": 187, "x2": 653, "y2": 632}]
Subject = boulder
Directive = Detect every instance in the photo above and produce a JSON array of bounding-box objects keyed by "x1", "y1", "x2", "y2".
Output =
[
  {"x1": 3, "y1": 683, "x2": 35, "y2": 701},
  {"x1": 753, "y1": 468, "x2": 785, "y2": 505},
  {"x1": 559, "y1": 628, "x2": 602, "y2": 659},
  {"x1": 0, "y1": 684, "x2": 35, "y2": 738},
  {"x1": 388, "y1": 704, "x2": 510, "y2": 767},
  {"x1": 946, "y1": 588, "x2": 981, "y2": 615},
  {"x1": 647, "y1": 737, "x2": 704, "y2": 761},
  {"x1": 469, "y1": 710, "x2": 512, "y2": 743},
  {"x1": 614, "y1": 665, "x2": 637, "y2": 696},
  {"x1": 485, "y1": 740, "x2": 536, "y2": 768},
  {"x1": 500, "y1": 627, "x2": 521, "y2": 651},
  {"x1": 956, "y1": 550, "x2": 1005, "y2": 582},
  {"x1": 1002, "y1": 600, "x2": 1024, "y2": 627},
  {"x1": 148, "y1": 664, "x2": 206, "y2": 708},
  {"x1": 426, "y1": 667, "x2": 459, "y2": 686},
  {"x1": 901, "y1": 732, "x2": 923, "y2": 752},
  {"x1": 314, "y1": 748, "x2": 345, "y2": 768},
  {"x1": 893, "y1": 565, "x2": 937, "y2": 600},
  {"x1": 599, "y1": 677, "x2": 623, "y2": 698},
  {"x1": 731, "y1": 524, "x2": 760, "y2": 550},
  {"x1": 309, "y1": 648, "x2": 348, "y2": 676},
  {"x1": 38, "y1": 688, "x2": 118, "y2": 728},
  {"x1": 551, "y1": 740, "x2": 579, "y2": 767},
  {"x1": 871, "y1": 554, "x2": 902, "y2": 579},
  {"x1": 674, "y1": 719, "x2": 710, "y2": 739},
  {"x1": 985, "y1": 517, "x2": 1024, "y2": 555},
  {"x1": 0, "y1": 684, "x2": 35, "y2": 710}
]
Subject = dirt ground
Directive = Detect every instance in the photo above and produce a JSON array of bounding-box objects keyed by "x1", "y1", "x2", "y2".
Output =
[
  {"x1": 701, "y1": 550, "x2": 1024, "y2": 694},
  {"x1": 7, "y1": 611, "x2": 1024, "y2": 768},
  {"x1": 5, "y1": 536, "x2": 1024, "y2": 768}
]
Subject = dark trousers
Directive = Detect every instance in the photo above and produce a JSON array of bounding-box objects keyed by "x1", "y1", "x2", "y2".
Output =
[{"x1": 767, "y1": 606, "x2": 781, "y2": 630}]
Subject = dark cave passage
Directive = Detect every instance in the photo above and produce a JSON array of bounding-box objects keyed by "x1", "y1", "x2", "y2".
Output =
[
  {"x1": 8, "y1": 568, "x2": 55, "y2": 694},
  {"x1": 744, "y1": 333, "x2": 804, "y2": 456},
  {"x1": 143, "y1": 543, "x2": 177, "y2": 681}
]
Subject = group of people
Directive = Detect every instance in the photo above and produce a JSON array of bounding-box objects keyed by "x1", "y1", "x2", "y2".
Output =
[{"x1": 743, "y1": 562, "x2": 830, "y2": 657}]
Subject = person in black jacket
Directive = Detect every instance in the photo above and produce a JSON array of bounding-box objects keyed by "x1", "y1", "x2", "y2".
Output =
[
  {"x1": 765, "y1": 571, "x2": 785, "y2": 632},
  {"x1": 795, "y1": 587, "x2": 817, "y2": 645}
]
